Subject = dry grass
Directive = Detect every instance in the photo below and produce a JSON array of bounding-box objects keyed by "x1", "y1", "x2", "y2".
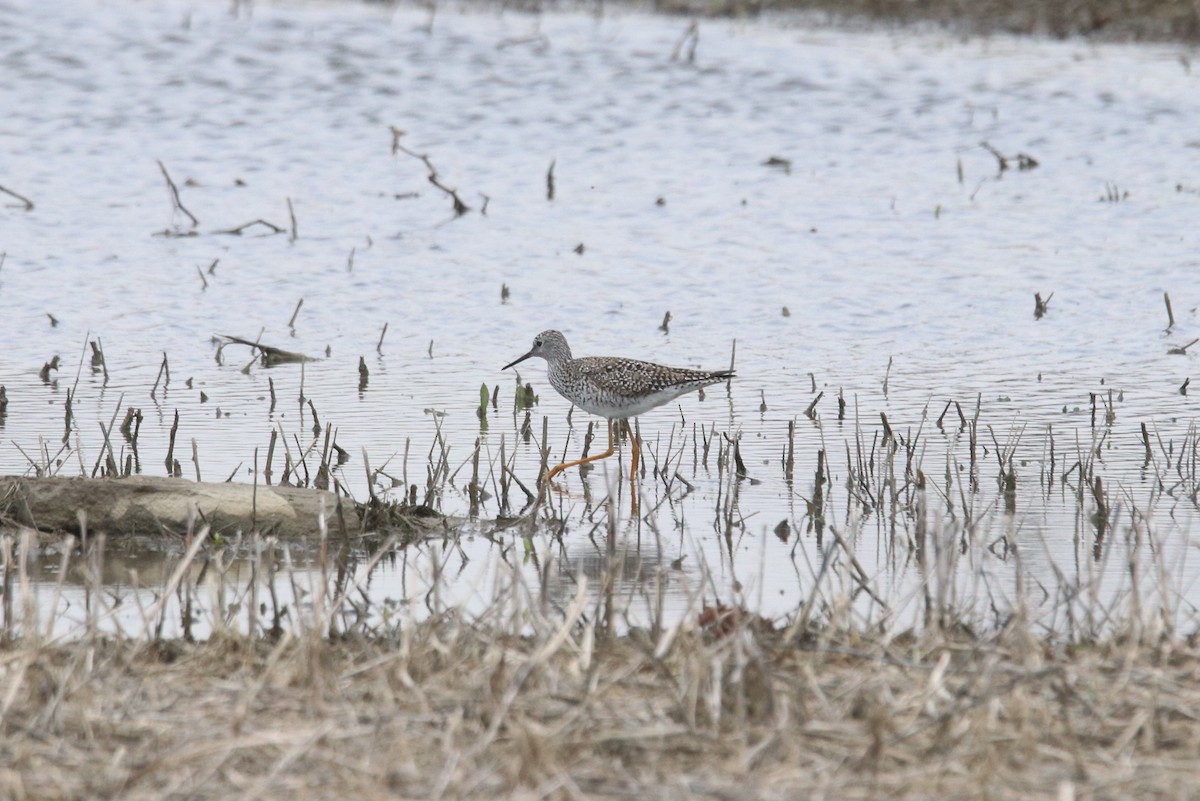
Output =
[
  {"x1": 3, "y1": 621, "x2": 1200, "y2": 799},
  {"x1": 3, "y1": 530, "x2": 1200, "y2": 801}
]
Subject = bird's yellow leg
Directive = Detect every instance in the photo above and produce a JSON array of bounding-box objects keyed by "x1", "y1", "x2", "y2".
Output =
[
  {"x1": 628, "y1": 421, "x2": 640, "y2": 515},
  {"x1": 628, "y1": 421, "x2": 640, "y2": 478},
  {"x1": 544, "y1": 419, "x2": 615, "y2": 482}
]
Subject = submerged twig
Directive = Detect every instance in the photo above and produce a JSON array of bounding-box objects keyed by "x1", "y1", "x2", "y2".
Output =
[
  {"x1": 392, "y1": 132, "x2": 470, "y2": 216},
  {"x1": 980, "y1": 141, "x2": 1039, "y2": 174},
  {"x1": 0, "y1": 183, "x2": 34, "y2": 211},
  {"x1": 214, "y1": 219, "x2": 286, "y2": 236},
  {"x1": 288, "y1": 299, "x2": 304, "y2": 330},
  {"x1": 287, "y1": 197, "x2": 298, "y2": 242},
  {"x1": 150, "y1": 353, "x2": 169, "y2": 399},
  {"x1": 219, "y1": 334, "x2": 315, "y2": 366},
  {"x1": 156, "y1": 160, "x2": 198, "y2": 228},
  {"x1": 670, "y1": 21, "x2": 699, "y2": 63}
]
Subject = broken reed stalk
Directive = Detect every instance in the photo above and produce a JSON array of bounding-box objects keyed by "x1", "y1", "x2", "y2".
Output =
[
  {"x1": 91, "y1": 394, "x2": 127, "y2": 478},
  {"x1": 249, "y1": 448, "x2": 259, "y2": 527},
  {"x1": 402, "y1": 436, "x2": 410, "y2": 492},
  {"x1": 504, "y1": 454, "x2": 536, "y2": 506},
  {"x1": 39, "y1": 355, "x2": 61, "y2": 384},
  {"x1": 165, "y1": 409, "x2": 179, "y2": 476},
  {"x1": 265, "y1": 428, "x2": 277, "y2": 485},
  {"x1": 62, "y1": 388, "x2": 73, "y2": 446},
  {"x1": 361, "y1": 446, "x2": 376, "y2": 502},
  {"x1": 557, "y1": 420, "x2": 574, "y2": 469},
  {"x1": 92, "y1": 421, "x2": 115, "y2": 477},
  {"x1": 0, "y1": 183, "x2": 35, "y2": 211},
  {"x1": 156, "y1": 160, "x2": 198, "y2": 228},
  {"x1": 90, "y1": 338, "x2": 109, "y2": 384},
  {"x1": 151, "y1": 352, "x2": 170, "y2": 399},
  {"x1": 936, "y1": 400, "x2": 952, "y2": 429},
  {"x1": 468, "y1": 438, "x2": 481, "y2": 517},
  {"x1": 290, "y1": 433, "x2": 312, "y2": 487},
  {"x1": 214, "y1": 219, "x2": 286, "y2": 236},
  {"x1": 287, "y1": 197, "x2": 297, "y2": 242},
  {"x1": 377, "y1": 322, "x2": 388, "y2": 353},
  {"x1": 670, "y1": 21, "x2": 699, "y2": 62},
  {"x1": 314, "y1": 424, "x2": 333, "y2": 490},
  {"x1": 980, "y1": 140, "x2": 1008, "y2": 172},
  {"x1": 288, "y1": 298, "x2": 304, "y2": 329},
  {"x1": 393, "y1": 140, "x2": 470, "y2": 216},
  {"x1": 700, "y1": 423, "x2": 713, "y2": 468},
  {"x1": 308, "y1": 399, "x2": 321, "y2": 437},
  {"x1": 722, "y1": 431, "x2": 748, "y2": 477},
  {"x1": 785, "y1": 419, "x2": 795, "y2": 480},
  {"x1": 810, "y1": 448, "x2": 826, "y2": 531},
  {"x1": 539, "y1": 416, "x2": 551, "y2": 479},
  {"x1": 121, "y1": 408, "x2": 142, "y2": 471},
  {"x1": 498, "y1": 435, "x2": 510, "y2": 511},
  {"x1": 1164, "y1": 292, "x2": 1176, "y2": 330},
  {"x1": 581, "y1": 421, "x2": 595, "y2": 460},
  {"x1": 804, "y1": 392, "x2": 822, "y2": 419},
  {"x1": 546, "y1": 159, "x2": 556, "y2": 201}
]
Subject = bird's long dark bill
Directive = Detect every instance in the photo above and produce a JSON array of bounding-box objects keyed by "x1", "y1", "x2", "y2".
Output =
[{"x1": 502, "y1": 350, "x2": 534, "y2": 370}]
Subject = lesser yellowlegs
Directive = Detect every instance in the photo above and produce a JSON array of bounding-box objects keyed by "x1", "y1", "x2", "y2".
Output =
[{"x1": 503, "y1": 329, "x2": 734, "y2": 493}]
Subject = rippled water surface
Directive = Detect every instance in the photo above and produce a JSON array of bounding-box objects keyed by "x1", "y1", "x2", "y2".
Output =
[{"x1": 2, "y1": 0, "x2": 1199, "y2": 635}]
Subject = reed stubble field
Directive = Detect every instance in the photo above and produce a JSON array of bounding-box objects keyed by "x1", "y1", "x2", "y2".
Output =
[{"x1": 3, "y1": 590, "x2": 1200, "y2": 799}]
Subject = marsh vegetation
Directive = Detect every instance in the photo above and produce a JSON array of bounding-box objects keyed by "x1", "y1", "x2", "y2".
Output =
[{"x1": 3, "y1": 0, "x2": 1200, "y2": 796}]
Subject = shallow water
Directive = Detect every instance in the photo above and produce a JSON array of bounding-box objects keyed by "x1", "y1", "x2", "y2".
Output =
[{"x1": 2, "y1": 0, "x2": 1199, "y2": 637}]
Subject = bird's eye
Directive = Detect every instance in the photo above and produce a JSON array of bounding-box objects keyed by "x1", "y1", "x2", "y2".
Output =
[{"x1": 534, "y1": 339, "x2": 542, "y2": 347}]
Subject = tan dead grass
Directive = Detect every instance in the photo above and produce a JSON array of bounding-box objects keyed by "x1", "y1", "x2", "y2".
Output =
[{"x1": 3, "y1": 620, "x2": 1200, "y2": 800}]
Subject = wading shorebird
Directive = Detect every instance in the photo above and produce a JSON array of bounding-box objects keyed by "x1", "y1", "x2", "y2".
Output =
[{"x1": 503, "y1": 329, "x2": 734, "y2": 500}]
